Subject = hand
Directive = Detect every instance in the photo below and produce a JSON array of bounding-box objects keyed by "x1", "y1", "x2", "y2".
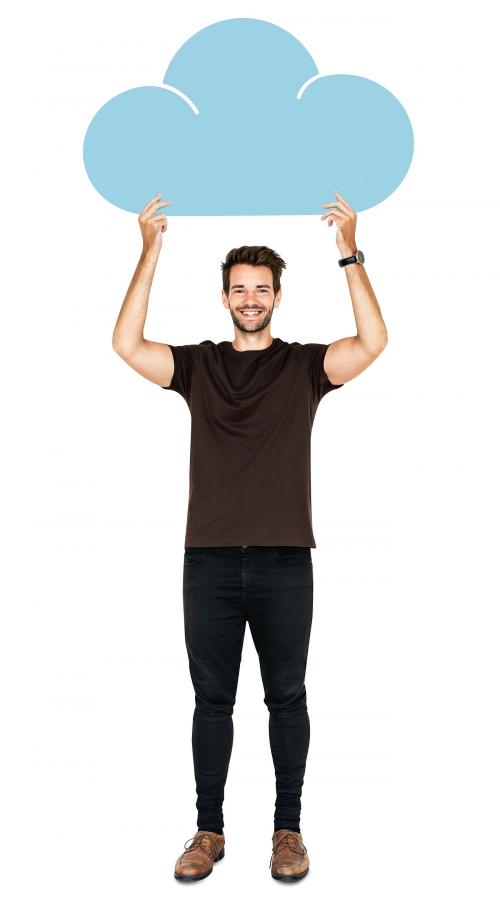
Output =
[
  {"x1": 320, "y1": 191, "x2": 357, "y2": 255},
  {"x1": 138, "y1": 194, "x2": 173, "y2": 250}
]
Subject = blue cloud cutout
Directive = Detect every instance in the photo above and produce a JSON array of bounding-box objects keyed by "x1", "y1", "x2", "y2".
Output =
[{"x1": 83, "y1": 17, "x2": 414, "y2": 215}]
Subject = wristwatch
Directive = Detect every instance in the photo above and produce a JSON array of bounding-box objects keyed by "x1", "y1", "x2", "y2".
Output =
[{"x1": 338, "y1": 249, "x2": 365, "y2": 267}]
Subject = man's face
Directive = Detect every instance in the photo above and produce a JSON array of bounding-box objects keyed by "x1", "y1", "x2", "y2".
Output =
[{"x1": 222, "y1": 264, "x2": 281, "y2": 334}]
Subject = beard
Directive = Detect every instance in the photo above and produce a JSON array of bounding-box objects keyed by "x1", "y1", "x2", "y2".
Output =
[{"x1": 230, "y1": 300, "x2": 275, "y2": 333}]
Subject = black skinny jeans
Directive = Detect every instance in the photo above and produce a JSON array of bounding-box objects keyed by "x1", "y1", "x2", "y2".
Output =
[{"x1": 182, "y1": 545, "x2": 314, "y2": 834}]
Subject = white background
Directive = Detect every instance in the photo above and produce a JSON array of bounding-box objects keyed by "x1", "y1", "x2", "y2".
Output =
[{"x1": 2, "y1": 0, "x2": 499, "y2": 898}]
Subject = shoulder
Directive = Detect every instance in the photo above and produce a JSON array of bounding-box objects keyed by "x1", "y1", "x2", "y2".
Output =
[
  {"x1": 171, "y1": 340, "x2": 219, "y2": 357},
  {"x1": 286, "y1": 341, "x2": 328, "y2": 362}
]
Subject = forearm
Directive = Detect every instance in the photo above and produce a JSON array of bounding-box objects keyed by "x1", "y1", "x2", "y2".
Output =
[
  {"x1": 112, "y1": 243, "x2": 161, "y2": 352},
  {"x1": 340, "y1": 247, "x2": 388, "y2": 352}
]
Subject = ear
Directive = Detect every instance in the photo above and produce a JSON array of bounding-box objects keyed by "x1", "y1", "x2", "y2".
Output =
[{"x1": 222, "y1": 288, "x2": 229, "y2": 309}]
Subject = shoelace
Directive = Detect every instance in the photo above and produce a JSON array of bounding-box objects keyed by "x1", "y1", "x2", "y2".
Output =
[
  {"x1": 181, "y1": 830, "x2": 221, "y2": 863},
  {"x1": 269, "y1": 831, "x2": 307, "y2": 869}
]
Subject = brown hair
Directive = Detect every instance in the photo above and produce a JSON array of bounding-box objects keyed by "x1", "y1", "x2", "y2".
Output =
[{"x1": 221, "y1": 245, "x2": 286, "y2": 298}]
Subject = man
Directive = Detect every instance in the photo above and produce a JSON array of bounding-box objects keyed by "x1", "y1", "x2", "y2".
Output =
[{"x1": 112, "y1": 191, "x2": 388, "y2": 882}]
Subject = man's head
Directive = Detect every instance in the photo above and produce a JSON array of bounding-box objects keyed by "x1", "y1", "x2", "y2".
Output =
[{"x1": 221, "y1": 245, "x2": 286, "y2": 335}]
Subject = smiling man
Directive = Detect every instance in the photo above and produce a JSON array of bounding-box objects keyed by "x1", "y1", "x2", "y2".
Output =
[{"x1": 111, "y1": 191, "x2": 388, "y2": 882}]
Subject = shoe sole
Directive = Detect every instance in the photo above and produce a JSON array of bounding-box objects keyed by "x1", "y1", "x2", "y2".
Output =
[
  {"x1": 272, "y1": 865, "x2": 309, "y2": 881},
  {"x1": 174, "y1": 846, "x2": 225, "y2": 880}
]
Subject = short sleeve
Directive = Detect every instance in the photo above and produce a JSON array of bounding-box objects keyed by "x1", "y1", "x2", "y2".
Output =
[
  {"x1": 160, "y1": 344, "x2": 198, "y2": 403},
  {"x1": 303, "y1": 343, "x2": 344, "y2": 403}
]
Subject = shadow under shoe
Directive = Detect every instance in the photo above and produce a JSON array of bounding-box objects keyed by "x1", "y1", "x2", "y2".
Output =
[
  {"x1": 270, "y1": 829, "x2": 310, "y2": 880},
  {"x1": 174, "y1": 829, "x2": 225, "y2": 881}
]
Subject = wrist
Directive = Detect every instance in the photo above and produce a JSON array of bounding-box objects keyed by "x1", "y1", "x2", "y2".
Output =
[
  {"x1": 141, "y1": 241, "x2": 161, "y2": 260},
  {"x1": 338, "y1": 246, "x2": 357, "y2": 257}
]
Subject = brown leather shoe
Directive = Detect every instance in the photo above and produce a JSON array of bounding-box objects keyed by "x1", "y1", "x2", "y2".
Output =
[
  {"x1": 270, "y1": 828, "x2": 310, "y2": 880},
  {"x1": 174, "y1": 829, "x2": 225, "y2": 881}
]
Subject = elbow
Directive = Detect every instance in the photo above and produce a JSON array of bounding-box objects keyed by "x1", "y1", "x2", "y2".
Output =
[
  {"x1": 112, "y1": 335, "x2": 128, "y2": 357},
  {"x1": 112, "y1": 334, "x2": 143, "y2": 358},
  {"x1": 112, "y1": 329, "x2": 127, "y2": 353},
  {"x1": 375, "y1": 329, "x2": 389, "y2": 354},
  {"x1": 358, "y1": 333, "x2": 388, "y2": 357}
]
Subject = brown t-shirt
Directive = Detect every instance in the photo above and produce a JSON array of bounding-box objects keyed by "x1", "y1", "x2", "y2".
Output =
[{"x1": 161, "y1": 337, "x2": 343, "y2": 548}]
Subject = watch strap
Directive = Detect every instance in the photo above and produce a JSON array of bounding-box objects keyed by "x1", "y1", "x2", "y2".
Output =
[{"x1": 338, "y1": 249, "x2": 364, "y2": 267}]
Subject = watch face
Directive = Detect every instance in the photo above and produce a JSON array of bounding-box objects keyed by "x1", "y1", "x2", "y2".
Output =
[{"x1": 357, "y1": 250, "x2": 365, "y2": 264}]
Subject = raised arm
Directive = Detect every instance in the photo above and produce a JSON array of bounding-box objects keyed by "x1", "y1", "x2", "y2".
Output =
[
  {"x1": 112, "y1": 194, "x2": 175, "y2": 387},
  {"x1": 320, "y1": 191, "x2": 388, "y2": 385}
]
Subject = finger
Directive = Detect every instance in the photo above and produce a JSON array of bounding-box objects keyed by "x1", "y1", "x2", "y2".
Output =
[
  {"x1": 333, "y1": 200, "x2": 353, "y2": 216},
  {"x1": 324, "y1": 197, "x2": 351, "y2": 215},
  {"x1": 320, "y1": 210, "x2": 345, "y2": 221},
  {"x1": 323, "y1": 214, "x2": 342, "y2": 226},
  {"x1": 141, "y1": 194, "x2": 163, "y2": 213},
  {"x1": 143, "y1": 194, "x2": 171, "y2": 214},
  {"x1": 321, "y1": 201, "x2": 347, "y2": 215},
  {"x1": 320, "y1": 201, "x2": 350, "y2": 217},
  {"x1": 151, "y1": 214, "x2": 167, "y2": 221},
  {"x1": 333, "y1": 191, "x2": 354, "y2": 212},
  {"x1": 148, "y1": 200, "x2": 173, "y2": 216}
]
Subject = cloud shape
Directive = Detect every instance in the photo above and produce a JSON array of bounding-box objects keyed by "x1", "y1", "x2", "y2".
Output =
[{"x1": 83, "y1": 17, "x2": 414, "y2": 215}]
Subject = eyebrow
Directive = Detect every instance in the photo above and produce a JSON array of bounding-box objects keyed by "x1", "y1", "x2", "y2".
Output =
[{"x1": 230, "y1": 284, "x2": 271, "y2": 289}]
